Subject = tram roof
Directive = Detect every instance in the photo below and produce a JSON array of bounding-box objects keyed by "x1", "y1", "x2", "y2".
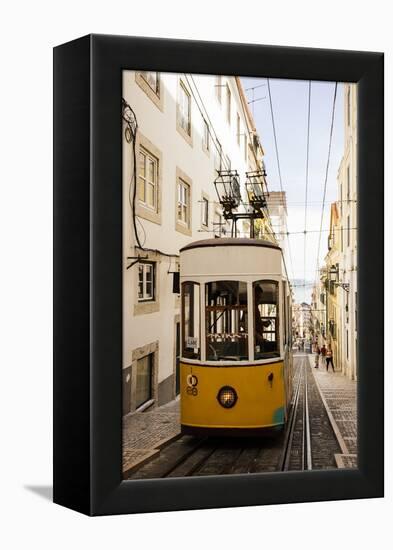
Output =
[{"x1": 180, "y1": 237, "x2": 281, "y2": 253}]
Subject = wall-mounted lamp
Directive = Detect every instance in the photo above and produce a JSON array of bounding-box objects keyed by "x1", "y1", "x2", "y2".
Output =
[{"x1": 329, "y1": 264, "x2": 350, "y2": 292}]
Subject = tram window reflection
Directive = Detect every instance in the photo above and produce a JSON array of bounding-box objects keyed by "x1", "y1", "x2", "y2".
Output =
[
  {"x1": 254, "y1": 281, "x2": 279, "y2": 359},
  {"x1": 182, "y1": 282, "x2": 200, "y2": 359},
  {"x1": 205, "y1": 281, "x2": 248, "y2": 361}
]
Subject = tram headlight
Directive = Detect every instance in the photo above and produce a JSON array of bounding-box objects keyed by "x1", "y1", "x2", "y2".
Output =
[{"x1": 217, "y1": 386, "x2": 238, "y2": 408}]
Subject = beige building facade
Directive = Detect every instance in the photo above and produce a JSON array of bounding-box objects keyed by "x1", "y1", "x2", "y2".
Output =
[
  {"x1": 336, "y1": 83, "x2": 358, "y2": 380},
  {"x1": 122, "y1": 71, "x2": 270, "y2": 415}
]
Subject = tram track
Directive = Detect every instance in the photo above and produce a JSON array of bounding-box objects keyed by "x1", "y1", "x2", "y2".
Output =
[
  {"x1": 279, "y1": 356, "x2": 312, "y2": 471},
  {"x1": 126, "y1": 354, "x2": 342, "y2": 480}
]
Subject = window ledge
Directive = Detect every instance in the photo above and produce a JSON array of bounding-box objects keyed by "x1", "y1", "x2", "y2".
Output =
[
  {"x1": 134, "y1": 300, "x2": 160, "y2": 316},
  {"x1": 175, "y1": 221, "x2": 192, "y2": 236}
]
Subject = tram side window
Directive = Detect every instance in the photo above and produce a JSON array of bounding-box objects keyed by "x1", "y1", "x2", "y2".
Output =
[
  {"x1": 182, "y1": 282, "x2": 200, "y2": 359},
  {"x1": 254, "y1": 281, "x2": 280, "y2": 359},
  {"x1": 205, "y1": 281, "x2": 248, "y2": 361}
]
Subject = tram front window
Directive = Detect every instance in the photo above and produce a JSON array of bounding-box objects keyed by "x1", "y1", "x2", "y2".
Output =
[
  {"x1": 182, "y1": 282, "x2": 200, "y2": 359},
  {"x1": 205, "y1": 281, "x2": 248, "y2": 361},
  {"x1": 254, "y1": 280, "x2": 279, "y2": 359}
]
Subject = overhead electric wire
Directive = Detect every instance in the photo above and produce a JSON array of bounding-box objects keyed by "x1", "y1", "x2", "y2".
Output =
[
  {"x1": 304, "y1": 81, "x2": 311, "y2": 302},
  {"x1": 314, "y1": 82, "x2": 338, "y2": 285},
  {"x1": 266, "y1": 78, "x2": 296, "y2": 283},
  {"x1": 187, "y1": 73, "x2": 279, "y2": 248},
  {"x1": 122, "y1": 98, "x2": 180, "y2": 269},
  {"x1": 185, "y1": 74, "x2": 231, "y2": 172}
]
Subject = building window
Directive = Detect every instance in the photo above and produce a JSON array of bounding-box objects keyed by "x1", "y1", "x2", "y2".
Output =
[
  {"x1": 347, "y1": 214, "x2": 350, "y2": 246},
  {"x1": 226, "y1": 84, "x2": 231, "y2": 124},
  {"x1": 214, "y1": 211, "x2": 224, "y2": 237},
  {"x1": 206, "y1": 281, "x2": 248, "y2": 361},
  {"x1": 201, "y1": 196, "x2": 209, "y2": 227},
  {"x1": 178, "y1": 81, "x2": 191, "y2": 136},
  {"x1": 244, "y1": 134, "x2": 248, "y2": 162},
  {"x1": 237, "y1": 113, "x2": 241, "y2": 146},
  {"x1": 136, "y1": 354, "x2": 153, "y2": 408},
  {"x1": 202, "y1": 118, "x2": 210, "y2": 152},
  {"x1": 138, "y1": 262, "x2": 155, "y2": 302},
  {"x1": 215, "y1": 75, "x2": 222, "y2": 103},
  {"x1": 135, "y1": 72, "x2": 163, "y2": 111},
  {"x1": 140, "y1": 71, "x2": 160, "y2": 96},
  {"x1": 254, "y1": 281, "x2": 280, "y2": 359},
  {"x1": 138, "y1": 148, "x2": 158, "y2": 211},
  {"x1": 177, "y1": 178, "x2": 190, "y2": 227},
  {"x1": 182, "y1": 282, "x2": 200, "y2": 360}
]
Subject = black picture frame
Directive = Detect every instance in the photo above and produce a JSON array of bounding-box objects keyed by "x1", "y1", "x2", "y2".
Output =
[{"x1": 53, "y1": 34, "x2": 384, "y2": 516}]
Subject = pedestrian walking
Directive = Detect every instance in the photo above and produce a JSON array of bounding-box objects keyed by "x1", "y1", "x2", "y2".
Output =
[
  {"x1": 326, "y1": 346, "x2": 335, "y2": 372},
  {"x1": 314, "y1": 345, "x2": 320, "y2": 368},
  {"x1": 320, "y1": 344, "x2": 327, "y2": 366}
]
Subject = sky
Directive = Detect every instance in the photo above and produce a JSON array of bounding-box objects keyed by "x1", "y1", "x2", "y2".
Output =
[{"x1": 241, "y1": 77, "x2": 345, "y2": 304}]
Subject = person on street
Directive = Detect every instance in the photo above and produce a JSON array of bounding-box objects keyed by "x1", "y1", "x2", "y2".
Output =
[
  {"x1": 320, "y1": 344, "x2": 327, "y2": 366},
  {"x1": 314, "y1": 345, "x2": 320, "y2": 368},
  {"x1": 326, "y1": 346, "x2": 335, "y2": 372}
]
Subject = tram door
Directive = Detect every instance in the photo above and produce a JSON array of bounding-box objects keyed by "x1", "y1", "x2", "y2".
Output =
[{"x1": 175, "y1": 322, "x2": 180, "y2": 395}]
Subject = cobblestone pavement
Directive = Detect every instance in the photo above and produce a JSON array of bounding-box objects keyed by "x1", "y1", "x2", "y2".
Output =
[
  {"x1": 308, "y1": 355, "x2": 357, "y2": 468},
  {"x1": 122, "y1": 399, "x2": 181, "y2": 476}
]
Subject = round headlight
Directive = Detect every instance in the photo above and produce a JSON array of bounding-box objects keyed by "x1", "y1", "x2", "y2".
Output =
[{"x1": 217, "y1": 386, "x2": 238, "y2": 408}]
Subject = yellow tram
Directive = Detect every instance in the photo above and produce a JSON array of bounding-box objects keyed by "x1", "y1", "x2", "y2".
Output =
[{"x1": 179, "y1": 238, "x2": 293, "y2": 435}]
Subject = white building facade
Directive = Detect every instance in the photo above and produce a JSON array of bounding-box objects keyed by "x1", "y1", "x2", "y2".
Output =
[
  {"x1": 122, "y1": 71, "x2": 267, "y2": 415},
  {"x1": 337, "y1": 83, "x2": 358, "y2": 380}
]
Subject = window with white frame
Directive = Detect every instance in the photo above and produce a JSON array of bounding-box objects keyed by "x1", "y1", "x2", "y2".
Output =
[
  {"x1": 201, "y1": 197, "x2": 209, "y2": 227},
  {"x1": 140, "y1": 72, "x2": 160, "y2": 96},
  {"x1": 202, "y1": 118, "x2": 210, "y2": 151},
  {"x1": 138, "y1": 148, "x2": 158, "y2": 210},
  {"x1": 138, "y1": 262, "x2": 155, "y2": 302},
  {"x1": 178, "y1": 81, "x2": 191, "y2": 135},
  {"x1": 237, "y1": 113, "x2": 241, "y2": 146},
  {"x1": 177, "y1": 178, "x2": 190, "y2": 226},
  {"x1": 214, "y1": 211, "x2": 224, "y2": 237}
]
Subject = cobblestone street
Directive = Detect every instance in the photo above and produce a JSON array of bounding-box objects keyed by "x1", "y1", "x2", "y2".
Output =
[
  {"x1": 122, "y1": 399, "x2": 181, "y2": 476},
  {"x1": 308, "y1": 354, "x2": 357, "y2": 468},
  {"x1": 123, "y1": 354, "x2": 358, "y2": 477}
]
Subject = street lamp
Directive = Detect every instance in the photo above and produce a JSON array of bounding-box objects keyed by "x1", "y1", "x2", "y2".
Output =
[
  {"x1": 245, "y1": 170, "x2": 267, "y2": 214},
  {"x1": 329, "y1": 264, "x2": 349, "y2": 292},
  {"x1": 214, "y1": 170, "x2": 241, "y2": 218}
]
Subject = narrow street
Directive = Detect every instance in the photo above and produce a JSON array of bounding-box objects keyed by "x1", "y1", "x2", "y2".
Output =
[{"x1": 123, "y1": 353, "x2": 357, "y2": 479}]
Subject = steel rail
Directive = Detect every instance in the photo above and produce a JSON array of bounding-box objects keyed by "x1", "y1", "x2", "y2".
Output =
[{"x1": 279, "y1": 363, "x2": 303, "y2": 471}]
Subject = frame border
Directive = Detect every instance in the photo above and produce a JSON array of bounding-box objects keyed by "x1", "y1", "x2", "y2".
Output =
[{"x1": 53, "y1": 34, "x2": 384, "y2": 516}]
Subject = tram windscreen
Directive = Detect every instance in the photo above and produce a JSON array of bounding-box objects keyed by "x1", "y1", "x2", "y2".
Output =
[
  {"x1": 182, "y1": 282, "x2": 200, "y2": 359},
  {"x1": 254, "y1": 280, "x2": 279, "y2": 358},
  {"x1": 205, "y1": 281, "x2": 248, "y2": 361}
]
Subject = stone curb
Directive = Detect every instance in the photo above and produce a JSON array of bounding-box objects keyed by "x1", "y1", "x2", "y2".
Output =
[
  {"x1": 123, "y1": 431, "x2": 182, "y2": 476},
  {"x1": 307, "y1": 354, "x2": 349, "y2": 455}
]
